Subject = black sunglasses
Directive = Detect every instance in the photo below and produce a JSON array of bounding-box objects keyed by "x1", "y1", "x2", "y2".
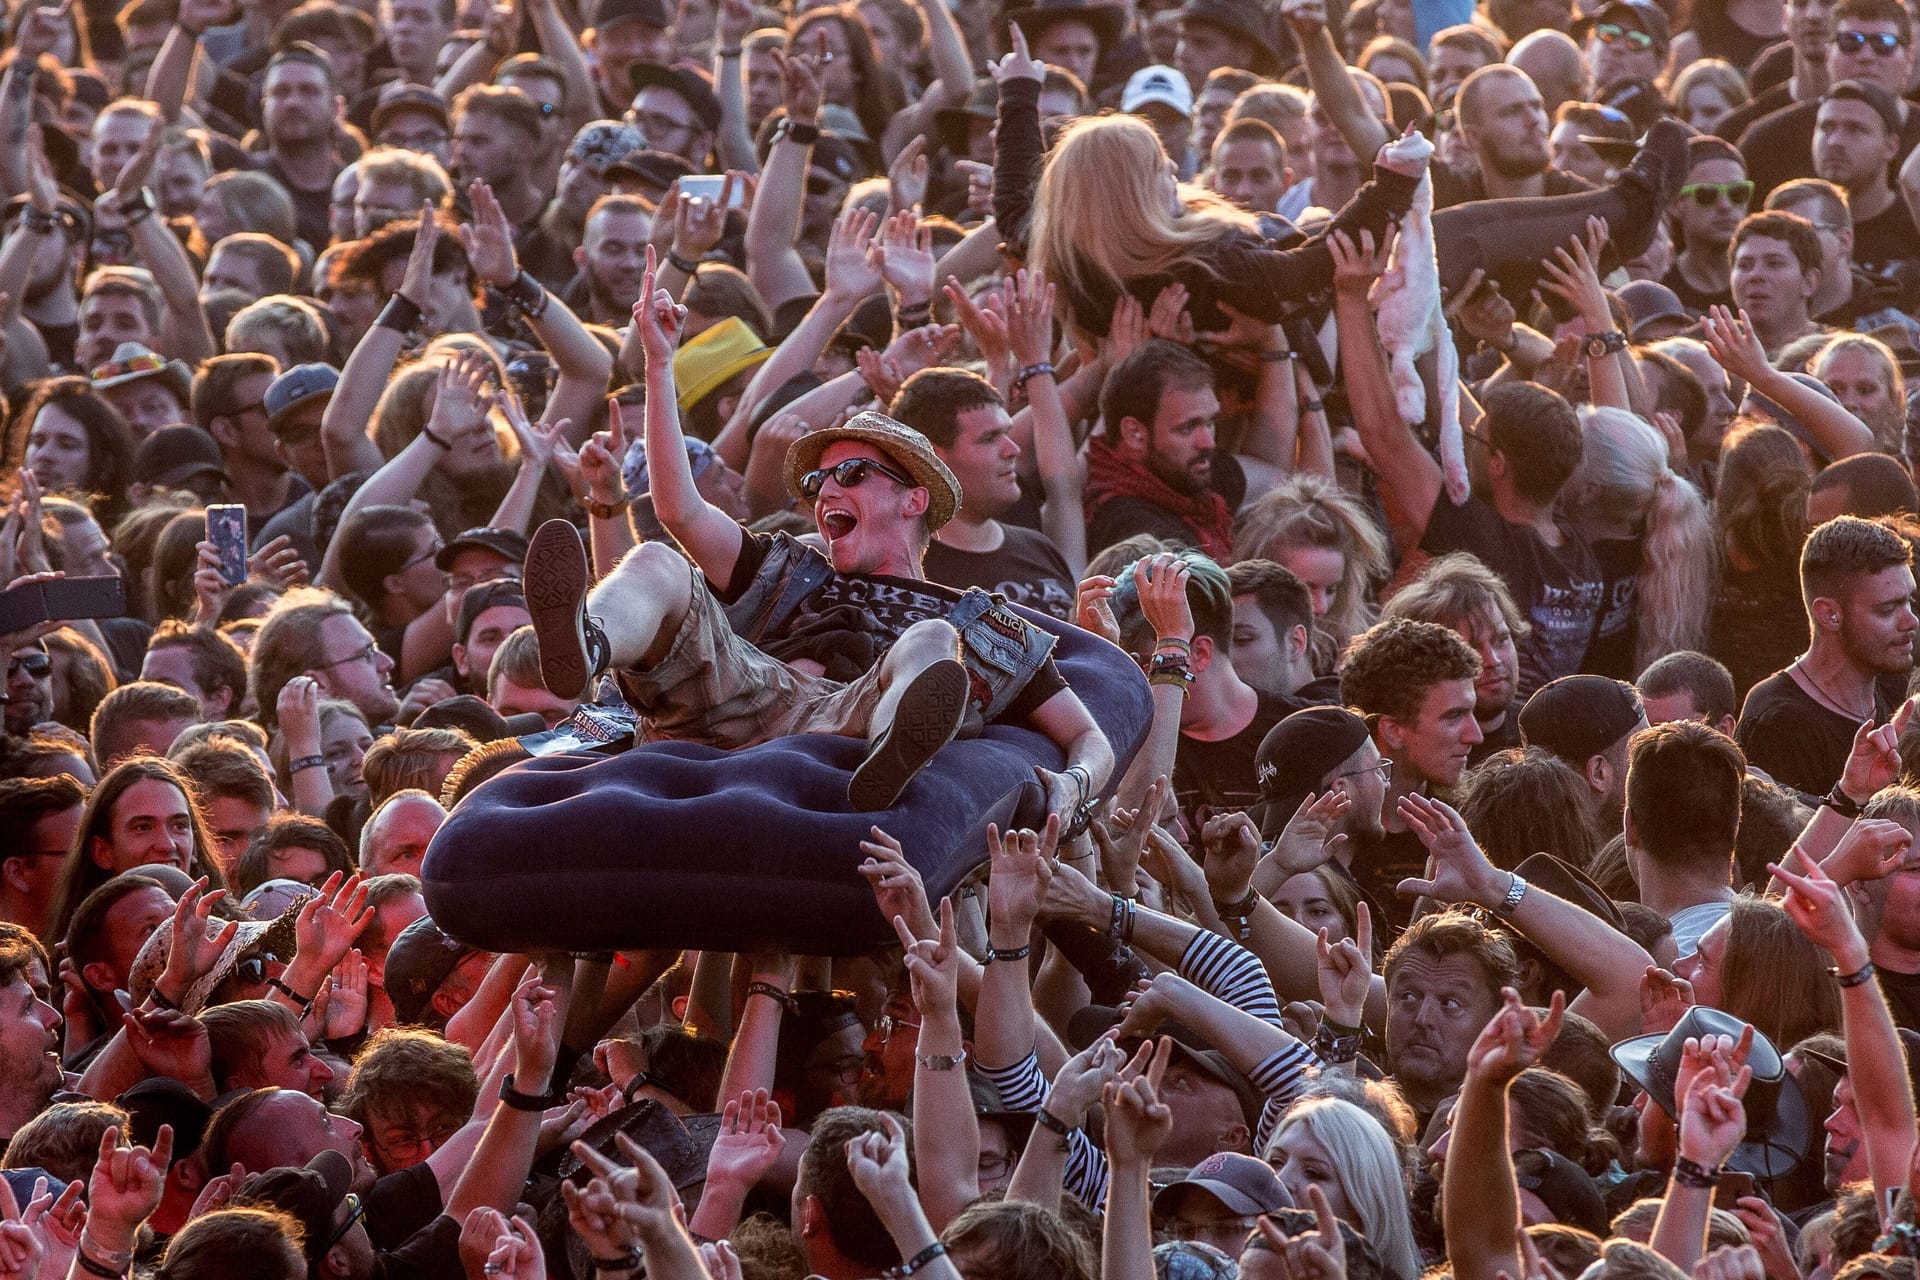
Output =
[
  {"x1": 231, "y1": 953, "x2": 269, "y2": 987},
  {"x1": 7, "y1": 651, "x2": 50, "y2": 679},
  {"x1": 798, "y1": 457, "x2": 915, "y2": 499}
]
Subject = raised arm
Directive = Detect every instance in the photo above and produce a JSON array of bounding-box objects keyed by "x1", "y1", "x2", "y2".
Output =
[
  {"x1": 710, "y1": 0, "x2": 759, "y2": 172},
  {"x1": 446, "y1": 961, "x2": 574, "y2": 1221},
  {"x1": 527, "y1": 0, "x2": 596, "y2": 138},
  {"x1": 324, "y1": 206, "x2": 438, "y2": 478},
  {"x1": 988, "y1": 26, "x2": 1045, "y2": 260},
  {"x1": 1538, "y1": 219, "x2": 1635, "y2": 413},
  {"x1": 1007, "y1": 268, "x2": 1087, "y2": 576},
  {"x1": 0, "y1": 133, "x2": 63, "y2": 311},
  {"x1": 0, "y1": 6, "x2": 69, "y2": 199},
  {"x1": 1101, "y1": 1041, "x2": 1173, "y2": 1280},
  {"x1": 634, "y1": 253, "x2": 748, "y2": 583},
  {"x1": 1332, "y1": 227, "x2": 1442, "y2": 554},
  {"x1": 1704, "y1": 305, "x2": 1875, "y2": 460},
  {"x1": 111, "y1": 129, "x2": 215, "y2": 363},
  {"x1": 743, "y1": 41, "x2": 824, "y2": 314},
  {"x1": 1651, "y1": 1064, "x2": 1752, "y2": 1271},
  {"x1": 1283, "y1": 0, "x2": 1390, "y2": 164},
  {"x1": 899, "y1": 898, "x2": 979, "y2": 1231},
  {"x1": 144, "y1": 0, "x2": 229, "y2": 123}
]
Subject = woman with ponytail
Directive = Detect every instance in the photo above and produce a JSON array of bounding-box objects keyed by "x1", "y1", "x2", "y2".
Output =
[
  {"x1": 1563, "y1": 407, "x2": 1715, "y2": 679},
  {"x1": 1709, "y1": 422, "x2": 1814, "y2": 700}
]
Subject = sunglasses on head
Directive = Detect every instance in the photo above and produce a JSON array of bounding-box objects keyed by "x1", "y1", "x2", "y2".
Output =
[
  {"x1": 230, "y1": 953, "x2": 269, "y2": 987},
  {"x1": 1594, "y1": 21, "x2": 1656, "y2": 48},
  {"x1": 1834, "y1": 29, "x2": 1906, "y2": 52},
  {"x1": 799, "y1": 457, "x2": 915, "y2": 499},
  {"x1": 1679, "y1": 179, "x2": 1754, "y2": 206}
]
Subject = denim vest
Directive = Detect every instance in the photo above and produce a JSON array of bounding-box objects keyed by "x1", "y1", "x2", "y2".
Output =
[{"x1": 722, "y1": 534, "x2": 1057, "y2": 721}]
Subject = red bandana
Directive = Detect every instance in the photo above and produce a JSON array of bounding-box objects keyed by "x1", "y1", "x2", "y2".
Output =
[{"x1": 1084, "y1": 435, "x2": 1235, "y2": 561}]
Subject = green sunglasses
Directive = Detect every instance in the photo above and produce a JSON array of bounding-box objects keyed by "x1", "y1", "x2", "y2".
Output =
[
  {"x1": 1678, "y1": 179, "x2": 1755, "y2": 207},
  {"x1": 1594, "y1": 21, "x2": 1656, "y2": 49}
]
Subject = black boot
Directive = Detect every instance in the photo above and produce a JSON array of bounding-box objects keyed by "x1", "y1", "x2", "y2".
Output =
[{"x1": 525, "y1": 519, "x2": 612, "y2": 701}]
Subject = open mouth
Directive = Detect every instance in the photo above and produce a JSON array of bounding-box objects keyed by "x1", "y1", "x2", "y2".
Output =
[{"x1": 820, "y1": 508, "x2": 858, "y2": 542}]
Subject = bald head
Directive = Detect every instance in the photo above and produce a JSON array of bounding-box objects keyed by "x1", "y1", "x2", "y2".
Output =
[
  {"x1": 359, "y1": 790, "x2": 447, "y2": 878},
  {"x1": 1508, "y1": 30, "x2": 1587, "y2": 115}
]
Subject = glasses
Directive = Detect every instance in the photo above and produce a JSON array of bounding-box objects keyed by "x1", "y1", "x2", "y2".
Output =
[
  {"x1": 799, "y1": 457, "x2": 915, "y2": 499},
  {"x1": 1331, "y1": 758, "x2": 1392, "y2": 784},
  {"x1": 7, "y1": 651, "x2": 50, "y2": 679},
  {"x1": 319, "y1": 1194, "x2": 366, "y2": 1257},
  {"x1": 875, "y1": 1011, "x2": 921, "y2": 1046},
  {"x1": 311, "y1": 640, "x2": 380, "y2": 670},
  {"x1": 399, "y1": 541, "x2": 444, "y2": 573},
  {"x1": 1679, "y1": 179, "x2": 1754, "y2": 207},
  {"x1": 445, "y1": 567, "x2": 522, "y2": 594},
  {"x1": 634, "y1": 110, "x2": 697, "y2": 138},
  {"x1": 804, "y1": 1051, "x2": 865, "y2": 1085},
  {"x1": 231, "y1": 953, "x2": 269, "y2": 987},
  {"x1": 1593, "y1": 21, "x2": 1655, "y2": 47},
  {"x1": 1833, "y1": 29, "x2": 1906, "y2": 52},
  {"x1": 978, "y1": 1152, "x2": 1013, "y2": 1180}
]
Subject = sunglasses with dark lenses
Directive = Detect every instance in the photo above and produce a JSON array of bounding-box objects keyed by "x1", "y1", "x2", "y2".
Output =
[
  {"x1": 1594, "y1": 21, "x2": 1655, "y2": 48},
  {"x1": 7, "y1": 651, "x2": 50, "y2": 679},
  {"x1": 798, "y1": 457, "x2": 916, "y2": 499},
  {"x1": 1834, "y1": 29, "x2": 1907, "y2": 52},
  {"x1": 1679, "y1": 179, "x2": 1755, "y2": 207},
  {"x1": 231, "y1": 954, "x2": 269, "y2": 987}
]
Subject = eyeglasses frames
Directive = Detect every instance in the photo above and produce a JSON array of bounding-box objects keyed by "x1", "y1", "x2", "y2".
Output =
[
  {"x1": 1679, "y1": 179, "x2": 1754, "y2": 207},
  {"x1": 798, "y1": 457, "x2": 916, "y2": 500},
  {"x1": 1593, "y1": 21, "x2": 1656, "y2": 48},
  {"x1": 1833, "y1": 29, "x2": 1906, "y2": 53}
]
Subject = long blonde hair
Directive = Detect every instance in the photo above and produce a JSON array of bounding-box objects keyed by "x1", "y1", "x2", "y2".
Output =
[
  {"x1": 1566, "y1": 407, "x2": 1716, "y2": 668},
  {"x1": 1027, "y1": 114, "x2": 1257, "y2": 339},
  {"x1": 1233, "y1": 473, "x2": 1392, "y2": 656},
  {"x1": 1265, "y1": 1097, "x2": 1421, "y2": 1280}
]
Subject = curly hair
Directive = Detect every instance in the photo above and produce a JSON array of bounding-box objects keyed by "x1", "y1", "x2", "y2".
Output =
[
  {"x1": 339, "y1": 1027, "x2": 479, "y2": 1130},
  {"x1": 1338, "y1": 616, "x2": 1481, "y2": 725}
]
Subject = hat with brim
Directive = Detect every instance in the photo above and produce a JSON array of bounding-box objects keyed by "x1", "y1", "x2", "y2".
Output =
[
  {"x1": 1512, "y1": 852, "x2": 1624, "y2": 930},
  {"x1": 1571, "y1": 0, "x2": 1671, "y2": 52},
  {"x1": 127, "y1": 906, "x2": 301, "y2": 1016},
  {"x1": 936, "y1": 80, "x2": 1000, "y2": 155},
  {"x1": 673, "y1": 316, "x2": 772, "y2": 412},
  {"x1": 1618, "y1": 280, "x2": 1690, "y2": 341},
  {"x1": 1609, "y1": 1006, "x2": 1812, "y2": 1179},
  {"x1": 1176, "y1": 0, "x2": 1279, "y2": 73},
  {"x1": 1791, "y1": 1028, "x2": 1920, "y2": 1107},
  {"x1": 628, "y1": 63, "x2": 723, "y2": 133},
  {"x1": 132, "y1": 426, "x2": 229, "y2": 491},
  {"x1": 90, "y1": 342, "x2": 192, "y2": 402},
  {"x1": 1151, "y1": 1151, "x2": 1291, "y2": 1217},
  {"x1": 370, "y1": 82, "x2": 451, "y2": 137},
  {"x1": 1004, "y1": 0, "x2": 1127, "y2": 52},
  {"x1": 785, "y1": 410, "x2": 962, "y2": 530},
  {"x1": 556, "y1": 1099, "x2": 712, "y2": 1190},
  {"x1": 606, "y1": 149, "x2": 696, "y2": 191},
  {"x1": 435, "y1": 526, "x2": 531, "y2": 572},
  {"x1": 265, "y1": 363, "x2": 341, "y2": 429}
]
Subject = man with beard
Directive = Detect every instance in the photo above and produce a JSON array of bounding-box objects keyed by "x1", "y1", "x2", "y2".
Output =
[
  {"x1": 1383, "y1": 553, "x2": 1528, "y2": 764},
  {"x1": 893, "y1": 368, "x2": 1077, "y2": 621},
  {"x1": 1434, "y1": 64, "x2": 1592, "y2": 209},
  {"x1": 1813, "y1": 80, "x2": 1919, "y2": 274},
  {"x1": 1085, "y1": 340, "x2": 1237, "y2": 559},
  {"x1": 1516, "y1": 674, "x2": 1648, "y2": 833},
  {"x1": 0, "y1": 933, "x2": 61, "y2": 1145},
  {"x1": 255, "y1": 45, "x2": 346, "y2": 251},
  {"x1": 1739, "y1": 515, "x2": 1917, "y2": 797},
  {"x1": 194, "y1": 353, "x2": 302, "y2": 528},
  {"x1": 379, "y1": 0, "x2": 454, "y2": 90},
  {"x1": 571, "y1": 194, "x2": 651, "y2": 325},
  {"x1": 449, "y1": 86, "x2": 548, "y2": 233},
  {"x1": 3, "y1": 643, "x2": 53, "y2": 740},
  {"x1": 1663, "y1": 139, "x2": 1750, "y2": 315}
]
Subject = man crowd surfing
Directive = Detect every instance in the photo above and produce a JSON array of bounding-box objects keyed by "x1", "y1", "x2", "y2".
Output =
[{"x1": 14, "y1": 0, "x2": 1920, "y2": 1271}]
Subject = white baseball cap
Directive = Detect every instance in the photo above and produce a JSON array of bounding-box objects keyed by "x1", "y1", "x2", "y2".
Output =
[{"x1": 1121, "y1": 65, "x2": 1194, "y2": 118}]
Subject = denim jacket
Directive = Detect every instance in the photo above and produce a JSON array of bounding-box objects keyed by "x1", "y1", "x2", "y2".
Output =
[{"x1": 724, "y1": 534, "x2": 1056, "y2": 721}]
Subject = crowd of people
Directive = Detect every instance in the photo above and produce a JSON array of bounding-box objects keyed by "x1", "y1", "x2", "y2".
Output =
[{"x1": 6, "y1": 0, "x2": 1920, "y2": 1270}]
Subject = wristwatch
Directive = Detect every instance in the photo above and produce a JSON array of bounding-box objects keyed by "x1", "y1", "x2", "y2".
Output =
[{"x1": 1582, "y1": 329, "x2": 1629, "y2": 359}]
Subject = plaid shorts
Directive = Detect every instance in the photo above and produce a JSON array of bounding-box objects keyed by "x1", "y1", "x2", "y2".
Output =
[{"x1": 614, "y1": 554, "x2": 885, "y2": 751}]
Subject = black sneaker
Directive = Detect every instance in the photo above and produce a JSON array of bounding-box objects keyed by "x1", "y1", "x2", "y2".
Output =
[
  {"x1": 848, "y1": 659, "x2": 970, "y2": 811},
  {"x1": 525, "y1": 519, "x2": 609, "y2": 700},
  {"x1": 1614, "y1": 117, "x2": 1690, "y2": 260}
]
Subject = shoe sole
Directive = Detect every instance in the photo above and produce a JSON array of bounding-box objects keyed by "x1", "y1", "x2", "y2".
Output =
[
  {"x1": 524, "y1": 519, "x2": 594, "y2": 700},
  {"x1": 849, "y1": 659, "x2": 970, "y2": 811}
]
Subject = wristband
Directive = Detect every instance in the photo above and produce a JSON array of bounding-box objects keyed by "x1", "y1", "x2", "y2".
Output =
[
  {"x1": 115, "y1": 187, "x2": 155, "y2": 223},
  {"x1": 665, "y1": 248, "x2": 701, "y2": 274},
  {"x1": 1301, "y1": 399, "x2": 1326, "y2": 414},
  {"x1": 1034, "y1": 1106, "x2": 1072, "y2": 1136},
  {"x1": 896, "y1": 300, "x2": 933, "y2": 328},
  {"x1": 985, "y1": 944, "x2": 1031, "y2": 962},
  {"x1": 20, "y1": 206, "x2": 56, "y2": 235},
  {"x1": 1214, "y1": 889, "x2": 1258, "y2": 918},
  {"x1": 289, "y1": 754, "x2": 327, "y2": 774},
  {"x1": 1258, "y1": 349, "x2": 1296, "y2": 362},
  {"x1": 777, "y1": 117, "x2": 819, "y2": 147},
  {"x1": 916, "y1": 1049, "x2": 966, "y2": 1071},
  {"x1": 716, "y1": 45, "x2": 742, "y2": 56},
  {"x1": 1834, "y1": 961, "x2": 1876, "y2": 988},
  {"x1": 1825, "y1": 786, "x2": 1867, "y2": 819},
  {"x1": 501, "y1": 269, "x2": 550, "y2": 319},
  {"x1": 147, "y1": 984, "x2": 180, "y2": 1012},
  {"x1": 1149, "y1": 668, "x2": 1196, "y2": 691},
  {"x1": 586, "y1": 493, "x2": 630, "y2": 520},
  {"x1": 1154, "y1": 636, "x2": 1192, "y2": 652},
  {"x1": 592, "y1": 1247, "x2": 643, "y2": 1273},
  {"x1": 746, "y1": 980, "x2": 792, "y2": 1008},
  {"x1": 77, "y1": 1236, "x2": 132, "y2": 1278},
  {"x1": 1671, "y1": 1155, "x2": 1721, "y2": 1188},
  {"x1": 74, "y1": 1253, "x2": 125, "y2": 1280},
  {"x1": 1313, "y1": 1022, "x2": 1363, "y2": 1065},
  {"x1": 267, "y1": 975, "x2": 316, "y2": 1012},
  {"x1": 377, "y1": 293, "x2": 423, "y2": 333},
  {"x1": 422, "y1": 426, "x2": 453, "y2": 450},
  {"x1": 499, "y1": 1072, "x2": 565, "y2": 1112},
  {"x1": 885, "y1": 1242, "x2": 949, "y2": 1278},
  {"x1": 1013, "y1": 361, "x2": 1055, "y2": 388}
]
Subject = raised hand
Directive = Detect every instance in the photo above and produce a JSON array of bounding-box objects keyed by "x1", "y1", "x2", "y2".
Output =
[
  {"x1": 855, "y1": 345, "x2": 907, "y2": 408},
  {"x1": 325, "y1": 948, "x2": 370, "y2": 1040},
  {"x1": 773, "y1": 31, "x2": 825, "y2": 125},
  {"x1": 510, "y1": 964, "x2": 566, "y2": 1086},
  {"x1": 1264, "y1": 790, "x2": 1351, "y2": 881},
  {"x1": 116, "y1": 996, "x2": 213, "y2": 1092},
  {"x1": 823, "y1": 206, "x2": 882, "y2": 303},
  {"x1": 1254, "y1": 1184, "x2": 1348, "y2": 1280},
  {"x1": 14, "y1": 1, "x2": 72, "y2": 61},
  {"x1": 1102, "y1": 1037, "x2": 1173, "y2": 1168},
  {"x1": 1005, "y1": 268, "x2": 1056, "y2": 369},
  {"x1": 1695, "y1": 1245, "x2": 1767, "y2": 1280},
  {"x1": 481, "y1": 1211, "x2": 547, "y2": 1280},
  {"x1": 246, "y1": 534, "x2": 309, "y2": 592},
  {"x1": 1200, "y1": 810, "x2": 1263, "y2": 902},
  {"x1": 1465, "y1": 987, "x2": 1564, "y2": 1083},
  {"x1": 156, "y1": 879, "x2": 237, "y2": 1008},
  {"x1": 1093, "y1": 775, "x2": 1166, "y2": 895},
  {"x1": 399, "y1": 203, "x2": 440, "y2": 308},
  {"x1": 894, "y1": 896, "x2": 962, "y2": 1018},
  {"x1": 672, "y1": 181, "x2": 732, "y2": 260},
  {"x1": 1730, "y1": 1199, "x2": 1801, "y2": 1280},
  {"x1": 578, "y1": 398, "x2": 630, "y2": 506},
  {"x1": 1133, "y1": 552, "x2": 1194, "y2": 644},
  {"x1": 888, "y1": 136, "x2": 929, "y2": 213},
  {"x1": 1677, "y1": 1057, "x2": 1752, "y2": 1170},
  {"x1": 1105, "y1": 293, "x2": 1149, "y2": 367},
  {"x1": 1395, "y1": 793, "x2": 1510, "y2": 907},
  {"x1": 1640, "y1": 965, "x2": 1695, "y2": 1036},
  {"x1": 632, "y1": 248, "x2": 687, "y2": 368},
  {"x1": 110, "y1": 124, "x2": 165, "y2": 204},
  {"x1": 859, "y1": 827, "x2": 937, "y2": 942},
  {"x1": 1701, "y1": 305, "x2": 1772, "y2": 386},
  {"x1": 844, "y1": 1112, "x2": 913, "y2": 1205},
  {"x1": 1045, "y1": 1033, "x2": 1121, "y2": 1126},
  {"x1": 1823, "y1": 816, "x2": 1915, "y2": 887},
  {"x1": 1445, "y1": 269, "x2": 1516, "y2": 353},
  {"x1": 19, "y1": 1176, "x2": 79, "y2": 1280},
  {"x1": 1537, "y1": 228, "x2": 1611, "y2": 328},
  {"x1": 82, "y1": 1124, "x2": 173, "y2": 1250},
  {"x1": 945, "y1": 276, "x2": 1012, "y2": 384},
  {"x1": 292, "y1": 871, "x2": 373, "y2": 977},
  {"x1": 705, "y1": 1089, "x2": 785, "y2": 1192},
  {"x1": 1328, "y1": 228, "x2": 1394, "y2": 297},
  {"x1": 456, "y1": 181, "x2": 521, "y2": 288},
  {"x1": 1840, "y1": 697, "x2": 1915, "y2": 805},
  {"x1": 1316, "y1": 900, "x2": 1373, "y2": 1030},
  {"x1": 871, "y1": 210, "x2": 936, "y2": 309},
  {"x1": 1147, "y1": 283, "x2": 1194, "y2": 345},
  {"x1": 989, "y1": 20, "x2": 1045, "y2": 82},
  {"x1": 561, "y1": 1174, "x2": 637, "y2": 1266},
  {"x1": 1075, "y1": 574, "x2": 1120, "y2": 644},
  {"x1": 1768, "y1": 845, "x2": 1869, "y2": 968},
  {"x1": 986, "y1": 820, "x2": 1056, "y2": 936}
]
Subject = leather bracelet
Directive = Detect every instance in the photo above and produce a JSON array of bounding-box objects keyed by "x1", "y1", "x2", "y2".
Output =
[
  {"x1": 716, "y1": 45, "x2": 742, "y2": 56},
  {"x1": 896, "y1": 300, "x2": 933, "y2": 328},
  {"x1": 20, "y1": 206, "x2": 56, "y2": 235},
  {"x1": 592, "y1": 1247, "x2": 642, "y2": 1272},
  {"x1": 1671, "y1": 1155, "x2": 1721, "y2": 1188},
  {"x1": 1301, "y1": 399, "x2": 1326, "y2": 414},
  {"x1": 289, "y1": 754, "x2": 327, "y2": 773},
  {"x1": 267, "y1": 975, "x2": 316, "y2": 1012},
  {"x1": 665, "y1": 248, "x2": 700, "y2": 274},
  {"x1": 1835, "y1": 961, "x2": 1876, "y2": 988},
  {"x1": 1214, "y1": 889, "x2": 1258, "y2": 919},
  {"x1": 500, "y1": 1071, "x2": 565, "y2": 1111},
  {"x1": 74, "y1": 1252, "x2": 124, "y2": 1279},
  {"x1": 1825, "y1": 786, "x2": 1866, "y2": 819},
  {"x1": 586, "y1": 493, "x2": 630, "y2": 520},
  {"x1": 116, "y1": 188, "x2": 155, "y2": 223},
  {"x1": 422, "y1": 426, "x2": 453, "y2": 450},
  {"x1": 885, "y1": 1242, "x2": 949, "y2": 1278},
  {"x1": 501, "y1": 269, "x2": 549, "y2": 319},
  {"x1": 378, "y1": 293, "x2": 423, "y2": 333},
  {"x1": 1034, "y1": 1106, "x2": 1071, "y2": 1136},
  {"x1": 147, "y1": 984, "x2": 181, "y2": 1011},
  {"x1": 1313, "y1": 1022, "x2": 1362, "y2": 1064},
  {"x1": 985, "y1": 944, "x2": 1031, "y2": 962},
  {"x1": 777, "y1": 118, "x2": 819, "y2": 146}
]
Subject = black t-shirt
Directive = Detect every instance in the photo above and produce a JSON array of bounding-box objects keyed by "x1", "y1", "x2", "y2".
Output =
[
  {"x1": 1853, "y1": 198, "x2": 1920, "y2": 275},
  {"x1": 1662, "y1": 262, "x2": 1733, "y2": 318},
  {"x1": 1468, "y1": 712, "x2": 1520, "y2": 767},
  {"x1": 923, "y1": 524, "x2": 1076, "y2": 622},
  {"x1": 364, "y1": 1160, "x2": 441, "y2": 1252},
  {"x1": 720, "y1": 530, "x2": 1067, "y2": 721},
  {"x1": 1422, "y1": 494, "x2": 1604, "y2": 699},
  {"x1": 38, "y1": 321, "x2": 77, "y2": 371},
  {"x1": 1351, "y1": 826, "x2": 1431, "y2": 930},
  {"x1": 375, "y1": 1214, "x2": 463, "y2": 1280},
  {"x1": 1584, "y1": 535, "x2": 1643, "y2": 682},
  {"x1": 1709, "y1": 564, "x2": 1807, "y2": 703},
  {"x1": 1431, "y1": 164, "x2": 1591, "y2": 211},
  {"x1": 1735, "y1": 669, "x2": 1891, "y2": 799},
  {"x1": 1878, "y1": 966, "x2": 1920, "y2": 1031},
  {"x1": 1171, "y1": 686, "x2": 1331, "y2": 829},
  {"x1": 252, "y1": 153, "x2": 337, "y2": 251}
]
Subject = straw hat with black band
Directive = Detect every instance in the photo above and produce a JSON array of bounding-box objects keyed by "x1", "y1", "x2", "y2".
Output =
[{"x1": 784, "y1": 411, "x2": 963, "y2": 531}]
